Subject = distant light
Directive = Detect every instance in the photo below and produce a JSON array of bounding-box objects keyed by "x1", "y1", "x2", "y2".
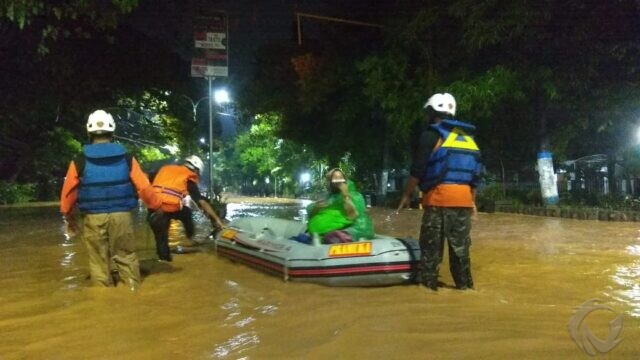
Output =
[
  {"x1": 265, "y1": 177, "x2": 270, "y2": 184},
  {"x1": 199, "y1": 137, "x2": 206, "y2": 144},
  {"x1": 300, "y1": 172, "x2": 311, "y2": 183},
  {"x1": 214, "y1": 89, "x2": 230, "y2": 104}
]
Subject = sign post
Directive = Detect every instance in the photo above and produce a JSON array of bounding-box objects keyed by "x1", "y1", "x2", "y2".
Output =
[{"x1": 190, "y1": 11, "x2": 228, "y2": 199}]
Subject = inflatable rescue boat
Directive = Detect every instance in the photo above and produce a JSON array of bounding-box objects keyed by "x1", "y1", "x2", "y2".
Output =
[{"x1": 214, "y1": 217, "x2": 421, "y2": 287}]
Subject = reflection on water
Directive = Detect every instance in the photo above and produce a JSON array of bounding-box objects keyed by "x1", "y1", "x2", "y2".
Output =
[
  {"x1": 0, "y1": 200, "x2": 639, "y2": 359},
  {"x1": 611, "y1": 241, "x2": 640, "y2": 318},
  {"x1": 225, "y1": 199, "x2": 312, "y2": 221},
  {"x1": 212, "y1": 331, "x2": 260, "y2": 358}
]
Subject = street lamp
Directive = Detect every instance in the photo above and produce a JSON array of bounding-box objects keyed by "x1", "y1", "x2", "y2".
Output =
[
  {"x1": 300, "y1": 172, "x2": 311, "y2": 184},
  {"x1": 214, "y1": 89, "x2": 230, "y2": 104},
  {"x1": 182, "y1": 89, "x2": 231, "y2": 198},
  {"x1": 208, "y1": 87, "x2": 231, "y2": 199},
  {"x1": 182, "y1": 89, "x2": 231, "y2": 199}
]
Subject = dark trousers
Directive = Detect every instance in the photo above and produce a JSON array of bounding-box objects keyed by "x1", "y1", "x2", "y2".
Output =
[
  {"x1": 419, "y1": 206, "x2": 473, "y2": 289},
  {"x1": 147, "y1": 207, "x2": 194, "y2": 261}
]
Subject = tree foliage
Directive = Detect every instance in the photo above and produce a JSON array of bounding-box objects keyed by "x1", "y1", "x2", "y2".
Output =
[
  {"x1": 1, "y1": 0, "x2": 139, "y2": 54},
  {"x1": 250, "y1": 0, "x2": 640, "y2": 180},
  {"x1": 227, "y1": 112, "x2": 321, "y2": 195},
  {"x1": 0, "y1": 1, "x2": 189, "y2": 197}
]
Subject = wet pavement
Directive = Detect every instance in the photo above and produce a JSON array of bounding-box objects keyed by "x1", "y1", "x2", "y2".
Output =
[{"x1": 0, "y1": 197, "x2": 638, "y2": 359}]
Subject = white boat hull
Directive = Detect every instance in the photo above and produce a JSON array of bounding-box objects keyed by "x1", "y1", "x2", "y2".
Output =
[{"x1": 214, "y1": 217, "x2": 421, "y2": 287}]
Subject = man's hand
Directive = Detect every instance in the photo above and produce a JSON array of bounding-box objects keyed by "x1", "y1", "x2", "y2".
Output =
[
  {"x1": 205, "y1": 211, "x2": 225, "y2": 231},
  {"x1": 397, "y1": 176, "x2": 420, "y2": 214},
  {"x1": 396, "y1": 194, "x2": 411, "y2": 213},
  {"x1": 212, "y1": 218, "x2": 225, "y2": 230},
  {"x1": 471, "y1": 204, "x2": 478, "y2": 222},
  {"x1": 337, "y1": 182, "x2": 349, "y2": 195},
  {"x1": 64, "y1": 214, "x2": 78, "y2": 237}
]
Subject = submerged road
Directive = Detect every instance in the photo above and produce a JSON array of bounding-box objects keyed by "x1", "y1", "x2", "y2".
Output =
[{"x1": 0, "y1": 196, "x2": 638, "y2": 359}]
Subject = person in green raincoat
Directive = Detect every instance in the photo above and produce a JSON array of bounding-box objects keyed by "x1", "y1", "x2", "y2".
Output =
[{"x1": 306, "y1": 168, "x2": 374, "y2": 242}]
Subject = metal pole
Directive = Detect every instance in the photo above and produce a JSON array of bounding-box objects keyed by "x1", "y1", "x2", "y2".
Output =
[
  {"x1": 208, "y1": 76, "x2": 214, "y2": 199},
  {"x1": 297, "y1": 13, "x2": 302, "y2": 45},
  {"x1": 296, "y1": 12, "x2": 384, "y2": 28},
  {"x1": 295, "y1": 12, "x2": 383, "y2": 46}
]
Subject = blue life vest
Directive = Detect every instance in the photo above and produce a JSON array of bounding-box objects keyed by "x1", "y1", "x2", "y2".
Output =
[
  {"x1": 420, "y1": 119, "x2": 482, "y2": 191},
  {"x1": 77, "y1": 143, "x2": 137, "y2": 213}
]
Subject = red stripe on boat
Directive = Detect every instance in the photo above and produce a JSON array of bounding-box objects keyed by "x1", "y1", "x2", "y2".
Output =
[{"x1": 217, "y1": 246, "x2": 413, "y2": 277}]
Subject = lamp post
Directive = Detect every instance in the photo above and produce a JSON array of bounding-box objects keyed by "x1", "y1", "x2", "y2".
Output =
[
  {"x1": 209, "y1": 87, "x2": 230, "y2": 199},
  {"x1": 180, "y1": 90, "x2": 214, "y2": 197},
  {"x1": 208, "y1": 77, "x2": 214, "y2": 199},
  {"x1": 182, "y1": 88, "x2": 230, "y2": 199}
]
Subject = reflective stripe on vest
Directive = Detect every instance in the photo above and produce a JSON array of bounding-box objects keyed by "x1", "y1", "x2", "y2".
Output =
[
  {"x1": 152, "y1": 185, "x2": 184, "y2": 199},
  {"x1": 78, "y1": 143, "x2": 137, "y2": 213},
  {"x1": 420, "y1": 119, "x2": 482, "y2": 191}
]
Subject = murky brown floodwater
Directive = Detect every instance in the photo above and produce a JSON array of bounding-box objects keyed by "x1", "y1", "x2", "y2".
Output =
[{"x1": 0, "y1": 197, "x2": 638, "y2": 359}]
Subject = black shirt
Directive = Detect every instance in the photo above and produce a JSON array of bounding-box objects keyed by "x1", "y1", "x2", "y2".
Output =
[
  {"x1": 187, "y1": 181, "x2": 202, "y2": 202},
  {"x1": 409, "y1": 125, "x2": 440, "y2": 179}
]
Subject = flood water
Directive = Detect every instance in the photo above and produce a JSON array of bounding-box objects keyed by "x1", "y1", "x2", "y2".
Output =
[{"x1": 0, "y1": 196, "x2": 639, "y2": 359}]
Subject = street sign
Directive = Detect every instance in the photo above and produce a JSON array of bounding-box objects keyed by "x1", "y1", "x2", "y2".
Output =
[{"x1": 191, "y1": 12, "x2": 228, "y2": 78}]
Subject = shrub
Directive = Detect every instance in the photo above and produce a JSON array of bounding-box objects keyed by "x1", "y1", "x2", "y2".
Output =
[
  {"x1": 476, "y1": 183, "x2": 505, "y2": 212},
  {"x1": 0, "y1": 181, "x2": 37, "y2": 204}
]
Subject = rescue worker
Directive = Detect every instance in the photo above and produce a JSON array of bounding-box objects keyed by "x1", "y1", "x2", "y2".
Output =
[
  {"x1": 397, "y1": 93, "x2": 482, "y2": 291},
  {"x1": 60, "y1": 109, "x2": 162, "y2": 289},
  {"x1": 148, "y1": 155, "x2": 225, "y2": 261}
]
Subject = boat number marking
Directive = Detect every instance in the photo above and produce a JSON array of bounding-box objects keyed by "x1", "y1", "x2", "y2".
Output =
[
  {"x1": 221, "y1": 229, "x2": 237, "y2": 239},
  {"x1": 328, "y1": 242, "x2": 372, "y2": 257}
]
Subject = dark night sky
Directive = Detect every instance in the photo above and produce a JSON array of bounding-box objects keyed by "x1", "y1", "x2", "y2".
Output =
[{"x1": 127, "y1": 0, "x2": 389, "y2": 86}]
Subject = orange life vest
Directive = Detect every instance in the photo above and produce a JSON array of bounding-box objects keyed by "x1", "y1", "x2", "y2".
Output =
[{"x1": 152, "y1": 165, "x2": 199, "y2": 212}]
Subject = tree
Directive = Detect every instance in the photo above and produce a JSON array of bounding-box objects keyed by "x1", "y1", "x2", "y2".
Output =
[
  {"x1": 1, "y1": 0, "x2": 139, "y2": 54},
  {"x1": 0, "y1": 3, "x2": 189, "y2": 199},
  {"x1": 232, "y1": 112, "x2": 318, "y2": 195},
  {"x1": 357, "y1": 1, "x2": 640, "y2": 183}
]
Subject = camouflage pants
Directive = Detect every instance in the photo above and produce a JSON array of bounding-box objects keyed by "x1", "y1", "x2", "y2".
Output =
[
  {"x1": 82, "y1": 211, "x2": 140, "y2": 288},
  {"x1": 419, "y1": 206, "x2": 473, "y2": 289}
]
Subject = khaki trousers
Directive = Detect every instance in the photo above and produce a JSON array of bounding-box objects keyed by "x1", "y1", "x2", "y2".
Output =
[{"x1": 82, "y1": 211, "x2": 140, "y2": 287}]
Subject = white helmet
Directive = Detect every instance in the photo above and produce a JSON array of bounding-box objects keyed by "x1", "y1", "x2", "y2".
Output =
[
  {"x1": 423, "y1": 93, "x2": 456, "y2": 117},
  {"x1": 185, "y1": 155, "x2": 204, "y2": 174},
  {"x1": 86, "y1": 110, "x2": 116, "y2": 134}
]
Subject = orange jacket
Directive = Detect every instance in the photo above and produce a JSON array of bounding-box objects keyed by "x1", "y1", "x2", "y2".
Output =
[
  {"x1": 422, "y1": 184, "x2": 474, "y2": 208},
  {"x1": 60, "y1": 156, "x2": 162, "y2": 216},
  {"x1": 152, "y1": 164, "x2": 200, "y2": 212}
]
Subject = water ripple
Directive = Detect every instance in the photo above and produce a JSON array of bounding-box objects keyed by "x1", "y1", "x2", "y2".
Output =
[{"x1": 210, "y1": 331, "x2": 260, "y2": 358}]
